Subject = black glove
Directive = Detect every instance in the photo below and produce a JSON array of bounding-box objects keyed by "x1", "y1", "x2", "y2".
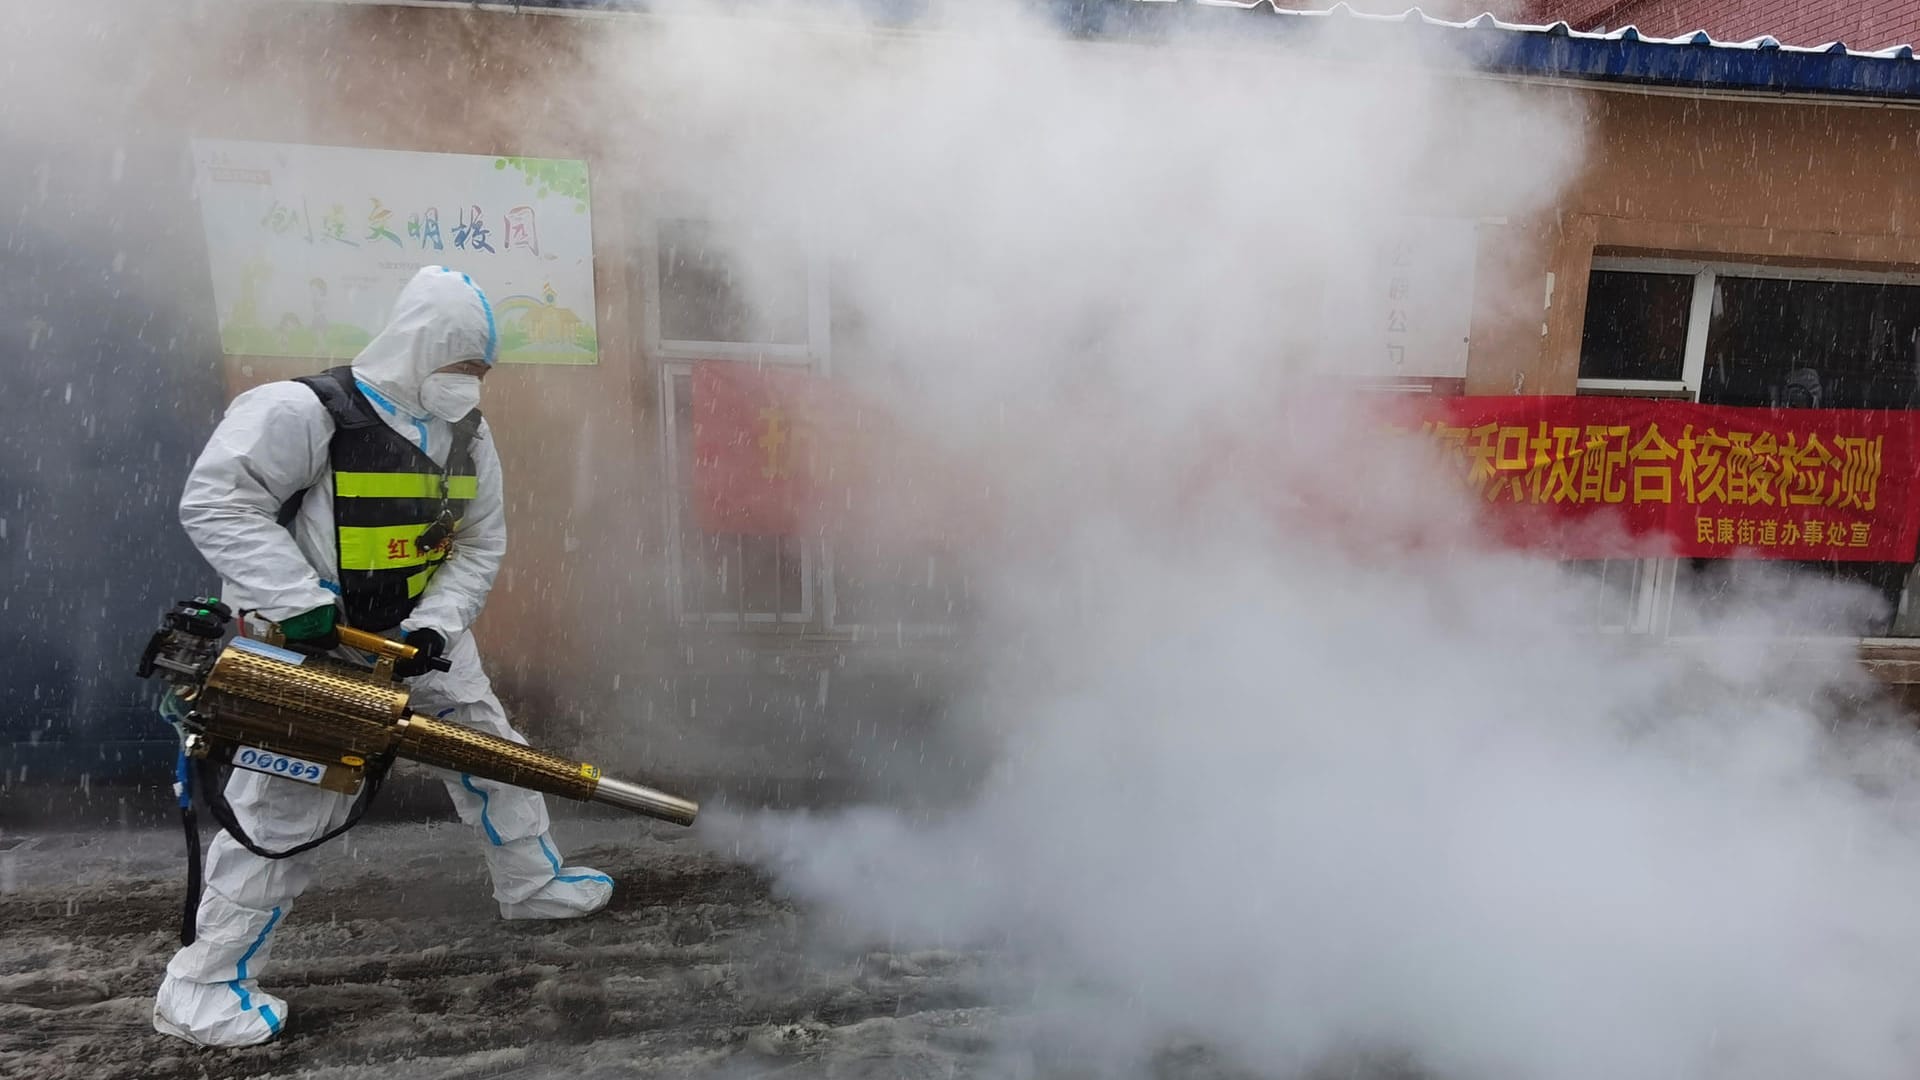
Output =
[
  {"x1": 395, "y1": 628, "x2": 446, "y2": 678},
  {"x1": 278, "y1": 605, "x2": 340, "y2": 651}
]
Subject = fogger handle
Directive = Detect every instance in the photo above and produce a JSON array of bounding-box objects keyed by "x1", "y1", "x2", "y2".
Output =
[{"x1": 338, "y1": 626, "x2": 453, "y2": 673}]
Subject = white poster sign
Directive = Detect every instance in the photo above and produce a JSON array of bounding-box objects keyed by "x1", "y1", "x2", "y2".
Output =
[
  {"x1": 192, "y1": 139, "x2": 597, "y2": 365},
  {"x1": 1318, "y1": 216, "x2": 1479, "y2": 380}
]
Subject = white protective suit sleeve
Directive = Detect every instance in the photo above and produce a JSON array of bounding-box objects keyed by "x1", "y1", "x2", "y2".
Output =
[
  {"x1": 400, "y1": 419, "x2": 506, "y2": 640},
  {"x1": 178, "y1": 384, "x2": 337, "y2": 622}
]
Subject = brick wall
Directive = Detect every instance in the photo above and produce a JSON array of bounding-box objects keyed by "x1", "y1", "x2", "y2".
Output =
[{"x1": 1522, "y1": 0, "x2": 1920, "y2": 49}]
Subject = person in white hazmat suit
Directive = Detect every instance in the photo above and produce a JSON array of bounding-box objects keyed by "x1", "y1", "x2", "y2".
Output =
[{"x1": 153, "y1": 266, "x2": 613, "y2": 1047}]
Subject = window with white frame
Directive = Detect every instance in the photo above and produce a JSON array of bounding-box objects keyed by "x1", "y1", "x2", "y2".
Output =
[
  {"x1": 650, "y1": 216, "x2": 829, "y2": 362},
  {"x1": 661, "y1": 367, "x2": 814, "y2": 625},
  {"x1": 1573, "y1": 258, "x2": 1920, "y2": 637},
  {"x1": 651, "y1": 213, "x2": 827, "y2": 625},
  {"x1": 651, "y1": 227, "x2": 973, "y2": 633}
]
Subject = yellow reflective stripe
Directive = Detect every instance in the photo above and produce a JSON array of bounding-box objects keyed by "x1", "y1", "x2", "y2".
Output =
[
  {"x1": 335, "y1": 472, "x2": 479, "y2": 500},
  {"x1": 407, "y1": 566, "x2": 437, "y2": 598},
  {"x1": 338, "y1": 525, "x2": 434, "y2": 571}
]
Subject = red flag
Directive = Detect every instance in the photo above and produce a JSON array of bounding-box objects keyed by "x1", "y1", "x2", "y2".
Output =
[{"x1": 692, "y1": 362, "x2": 835, "y2": 535}]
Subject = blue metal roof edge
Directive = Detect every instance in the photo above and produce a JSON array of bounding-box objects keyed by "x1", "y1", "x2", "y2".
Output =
[
  {"x1": 1058, "y1": 1, "x2": 1920, "y2": 99},
  {"x1": 374, "y1": 0, "x2": 1920, "y2": 101}
]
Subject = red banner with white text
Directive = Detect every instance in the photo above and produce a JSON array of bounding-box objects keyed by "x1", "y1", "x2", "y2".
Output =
[
  {"x1": 1392, "y1": 396, "x2": 1920, "y2": 562},
  {"x1": 692, "y1": 361, "x2": 1920, "y2": 562}
]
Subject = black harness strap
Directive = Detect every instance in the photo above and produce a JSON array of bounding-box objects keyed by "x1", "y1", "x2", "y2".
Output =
[
  {"x1": 176, "y1": 746, "x2": 400, "y2": 946},
  {"x1": 199, "y1": 750, "x2": 398, "y2": 861},
  {"x1": 414, "y1": 411, "x2": 483, "y2": 556},
  {"x1": 277, "y1": 367, "x2": 385, "y2": 530}
]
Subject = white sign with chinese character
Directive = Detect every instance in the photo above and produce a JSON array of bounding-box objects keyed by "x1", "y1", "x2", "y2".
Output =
[
  {"x1": 192, "y1": 139, "x2": 597, "y2": 365},
  {"x1": 1316, "y1": 216, "x2": 1479, "y2": 380}
]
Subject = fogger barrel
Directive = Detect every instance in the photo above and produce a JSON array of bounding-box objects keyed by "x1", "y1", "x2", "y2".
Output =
[{"x1": 140, "y1": 601, "x2": 697, "y2": 827}]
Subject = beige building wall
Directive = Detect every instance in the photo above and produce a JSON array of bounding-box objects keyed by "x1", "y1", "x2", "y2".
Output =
[{"x1": 31, "y1": 1, "x2": 1920, "y2": 717}]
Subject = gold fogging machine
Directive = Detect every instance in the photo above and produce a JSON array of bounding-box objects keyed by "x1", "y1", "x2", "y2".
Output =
[{"x1": 138, "y1": 598, "x2": 696, "y2": 942}]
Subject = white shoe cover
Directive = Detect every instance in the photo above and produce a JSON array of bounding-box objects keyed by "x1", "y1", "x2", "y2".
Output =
[
  {"x1": 152, "y1": 893, "x2": 290, "y2": 1046},
  {"x1": 152, "y1": 975, "x2": 286, "y2": 1047},
  {"x1": 491, "y1": 834, "x2": 613, "y2": 920},
  {"x1": 499, "y1": 870, "x2": 614, "y2": 920}
]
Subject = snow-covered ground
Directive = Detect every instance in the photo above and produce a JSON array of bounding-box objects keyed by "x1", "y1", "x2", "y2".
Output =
[{"x1": 0, "y1": 817, "x2": 1010, "y2": 1080}]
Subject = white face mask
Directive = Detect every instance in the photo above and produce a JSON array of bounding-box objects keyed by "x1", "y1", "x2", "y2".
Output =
[{"x1": 418, "y1": 372, "x2": 483, "y2": 422}]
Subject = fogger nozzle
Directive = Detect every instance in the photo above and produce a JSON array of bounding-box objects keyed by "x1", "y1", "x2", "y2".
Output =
[
  {"x1": 592, "y1": 776, "x2": 701, "y2": 825},
  {"x1": 394, "y1": 709, "x2": 698, "y2": 826}
]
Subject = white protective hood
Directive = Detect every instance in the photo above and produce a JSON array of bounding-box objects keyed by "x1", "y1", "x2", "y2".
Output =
[{"x1": 351, "y1": 266, "x2": 497, "y2": 415}]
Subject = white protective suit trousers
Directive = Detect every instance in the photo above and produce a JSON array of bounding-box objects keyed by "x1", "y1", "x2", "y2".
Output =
[{"x1": 152, "y1": 630, "x2": 612, "y2": 1047}]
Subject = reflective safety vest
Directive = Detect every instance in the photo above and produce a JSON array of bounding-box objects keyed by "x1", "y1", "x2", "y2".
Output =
[{"x1": 283, "y1": 366, "x2": 481, "y2": 632}]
